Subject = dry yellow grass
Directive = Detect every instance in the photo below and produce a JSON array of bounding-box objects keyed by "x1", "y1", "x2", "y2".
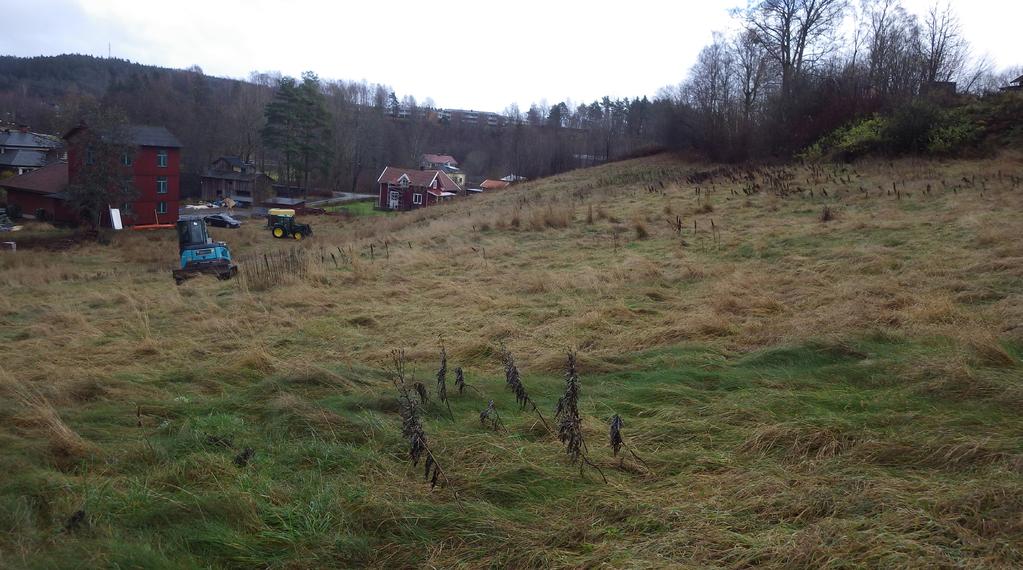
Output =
[
  {"x1": 0, "y1": 152, "x2": 1021, "y2": 567},
  {"x1": 2, "y1": 152, "x2": 1020, "y2": 399}
]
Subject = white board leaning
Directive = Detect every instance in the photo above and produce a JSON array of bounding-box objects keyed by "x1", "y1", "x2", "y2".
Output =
[{"x1": 109, "y1": 208, "x2": 123, "y2": 230}]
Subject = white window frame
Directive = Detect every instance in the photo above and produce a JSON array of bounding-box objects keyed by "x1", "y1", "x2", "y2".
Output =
[
  {"x1": 412, "y1": 193, "x2": 423, "y2": 205},
  {"x1": 121, "y1": 153, "x2": 132, "y2": 166},
  {"x1": 156, "y1": 176, "x2": 168, "y2": 194},
  {"x1": 156, "y1": 201, "x2": 167, "y2": 214},
  {"x1": 157, "y1": 149, "x2": 168, "y2": 168}
]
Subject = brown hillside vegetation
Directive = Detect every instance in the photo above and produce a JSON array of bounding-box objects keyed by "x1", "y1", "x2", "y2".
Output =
[{"x1": 1, "y1": 153, "x2": 1021, "y2": 568}]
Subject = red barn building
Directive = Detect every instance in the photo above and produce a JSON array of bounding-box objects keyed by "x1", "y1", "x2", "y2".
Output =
[
  {"x1": 64, "y1": 124, "x2": 183, "y2": 226},
  {"x1": 0, "y1": 161, "x2": 76, "y2": 222},
  {"x1": 376, "y1": 167, "x2": 461, "y2": 211}
]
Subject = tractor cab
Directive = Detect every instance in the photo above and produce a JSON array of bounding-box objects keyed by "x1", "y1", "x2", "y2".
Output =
[
  {"x1": 173, "y1": 216, "x2": 238, "y2": 284},
  {"x1": 267, "y1": 208, "x2": 312, "y2": 240},
  {"x1": 177, "y1": 217, "x2": 211, "y2": 252}
]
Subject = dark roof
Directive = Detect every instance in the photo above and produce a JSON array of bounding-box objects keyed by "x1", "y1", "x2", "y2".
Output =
[
  {"x1": 0, "y1": 131, "x2": 63, "y2": 150},
  {"x1": 1012, "y1": 75, "x2": 1023, "y2": 85},
  {"x1": 64, "y1": 123, "x2": 183, "y2": 148},
  {"x1": 0, "y1": 161, "x2": 68, "y2": 195},
  {"x1": 127, "y1": 125, "x2": 182, "y2": 148},
  {"x1": 0, "y1": 148, "x2": 50, "y2": 168},
  {"x1": 378, "y1": 166, "x2": 442, "y2": 187},
  {"x1": 220, "y1": 156, "x2": 245, "y2": 168}
]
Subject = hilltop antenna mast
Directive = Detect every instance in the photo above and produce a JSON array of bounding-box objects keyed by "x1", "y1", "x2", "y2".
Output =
[{"x1": 108, "y1": 43, "x2": 111, "y2": 58}]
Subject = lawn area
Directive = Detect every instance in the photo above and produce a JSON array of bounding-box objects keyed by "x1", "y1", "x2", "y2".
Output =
[
  {"x1": 326, "y1": 199, "x2": 386, "y2": 216},
  {"x1": 0, "y1": 153, "x2": 1020, "y2": 568}
]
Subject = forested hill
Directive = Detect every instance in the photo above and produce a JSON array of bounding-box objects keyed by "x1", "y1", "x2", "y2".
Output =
[
  {"x1": 0, "y1": 54, "x2": 273, "y2": 194},
  {"x1": 0, "y1": 54, "x2": 649, "y2": 195},
  {"x1": 1, "y1": 55, "x2": 287, "y2": 181},
  {"x1": 0, "y1": 54, "x2": 240, "y2": 101}
]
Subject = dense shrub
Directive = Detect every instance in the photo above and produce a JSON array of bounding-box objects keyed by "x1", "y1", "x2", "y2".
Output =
[
  {"x1": 927, "y1": 109, "x2": 982, "y2": 154},
  {"x1": 886, "y1": 102, "x2": 941, "y2": 154},
  {"x1": 803, "y1": 93, "x2": 1023, "y2": 160},
  {"x1": 802, "y1": 115, "x2": 888, "y2": 161}
]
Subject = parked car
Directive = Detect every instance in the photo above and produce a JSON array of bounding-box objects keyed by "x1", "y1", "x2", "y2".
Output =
[{"x1": 205, "y1": 213, "x2": 242, "y2": 229}]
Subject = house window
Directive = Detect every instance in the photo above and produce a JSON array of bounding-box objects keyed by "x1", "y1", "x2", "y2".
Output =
[
  {"x1": 121, "y1": 202, "x2": 133, "y2": 215},
  {"x1": 412, "y1": 193, "x2": 423, "y2": 205},
  {"x1": 156, "y1": 201, "x2": 167, "y2": 214},
  {"x1": 121, "y1": 153, "x2": 132, "y2": 166},
  {"x1": 157, "y1": 176, "x2": 168, "y2": 194},
  {"x1": 157, "y1": 149, "x2": 168, "y2": 167},
  {"x1": 86, "y1": 147, "x2": 95, "y2": 165}
]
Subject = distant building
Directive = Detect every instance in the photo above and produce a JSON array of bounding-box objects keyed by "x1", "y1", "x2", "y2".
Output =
[
  {"x1": 1000, "y1": 74, "x2": 1023, "y2": 92},
  {"x1": 0, "y1": 126, "x2": 64, "y2": 177},
  {"x1": 919, "y1": 81, "x2": 957, "y2": 102},
  {"x1": 64, "y1": 123, "x2": 183, "y2": 226},
  {"x1": 377, "y1": 166, "x2": 461, "y2": 211},
  {"x1": 419, "y1": 155, "x2": 465, "y2": 188},
  {"x1": 432, "y1": 109, "x2": 508, "y2": 128},
  {"x1": 264, "y1": 184, "x2": 308, "y2": 209},
  {"x1": 200, "y1": 156, "x2": 275, "y2": 206},
  {"x1": 439, "y1": 164, "x2": 466, "y2": 188},
  {"x1": 500, "y1": 174, "x2": 527, "y2": 183},
  {"x1": 480, "y1": 179, "x2": 511, "y2": 191},
  {"x1": 420, "y1": 153, "x2": 459, "y2": 169},
  {"x1": 0, "y1": 161, "x2": 75, "y2": 222}
]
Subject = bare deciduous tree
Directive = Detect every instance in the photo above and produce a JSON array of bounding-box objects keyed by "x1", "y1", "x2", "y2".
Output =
[
  {"x1": 919, "y1": 1, "x2": 967, "y2": 83},
  {"x1": 748, "y1": 0, "x2": 850, "y2": 98},
  {"x1": 732, "y1": 28, "x2": 773, "y2": 126},
  {"x1": 863, "y1": 0, "x2": 921, "y2": 99}
]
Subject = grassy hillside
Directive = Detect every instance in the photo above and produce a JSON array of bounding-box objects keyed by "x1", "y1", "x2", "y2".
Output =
[{"x1": 1, "y1": 153, "x2": 1021, "y2": 568}]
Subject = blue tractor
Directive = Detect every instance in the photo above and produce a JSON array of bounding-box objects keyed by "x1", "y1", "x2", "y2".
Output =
[{"x1": 173, "y1": 216, "x2": 238, "y2": 285}]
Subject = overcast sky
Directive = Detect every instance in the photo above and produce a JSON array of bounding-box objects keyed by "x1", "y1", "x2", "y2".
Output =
[{"x1": 4, "y1": 0, "x2": 1020, "y2": 111}]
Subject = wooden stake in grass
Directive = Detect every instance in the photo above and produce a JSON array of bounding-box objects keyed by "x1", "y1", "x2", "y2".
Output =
[
  {"x1": 555, "y1": 351, "x2": 607, "y2": 482},
  {"x1": 499, "y1": 345, "x2": 553, "y2": 434}
]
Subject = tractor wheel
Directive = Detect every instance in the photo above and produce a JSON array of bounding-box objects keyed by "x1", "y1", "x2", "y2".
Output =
[
  {"x1": 272, "y1": 227, "x2": 285, "y2": 238},
  {"x1": 293, "y1": 231, "x2": 304, "y2": 241}
]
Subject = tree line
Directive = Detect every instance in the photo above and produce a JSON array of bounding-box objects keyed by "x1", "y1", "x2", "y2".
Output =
[
  {"x1": 0, "y1": 55, "x2": 659, "y2": 194},
  {"x1": 1, "y1": 4, "x2": 1018, "y2": 198},
  {"x1": 659, "y1": 0, "x2": 1021, "y2": 160}
]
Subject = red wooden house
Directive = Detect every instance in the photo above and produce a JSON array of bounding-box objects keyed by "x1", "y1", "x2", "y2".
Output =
[
  {"x1": 376, "y1": 167, "x2": 461, "y2": 211},
  {"x1": 64, "y1": 124, "x2": 183, "y2": 226},
  {"x1": 0, "y1": 161, "x2": 76, "y2": 222}
]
